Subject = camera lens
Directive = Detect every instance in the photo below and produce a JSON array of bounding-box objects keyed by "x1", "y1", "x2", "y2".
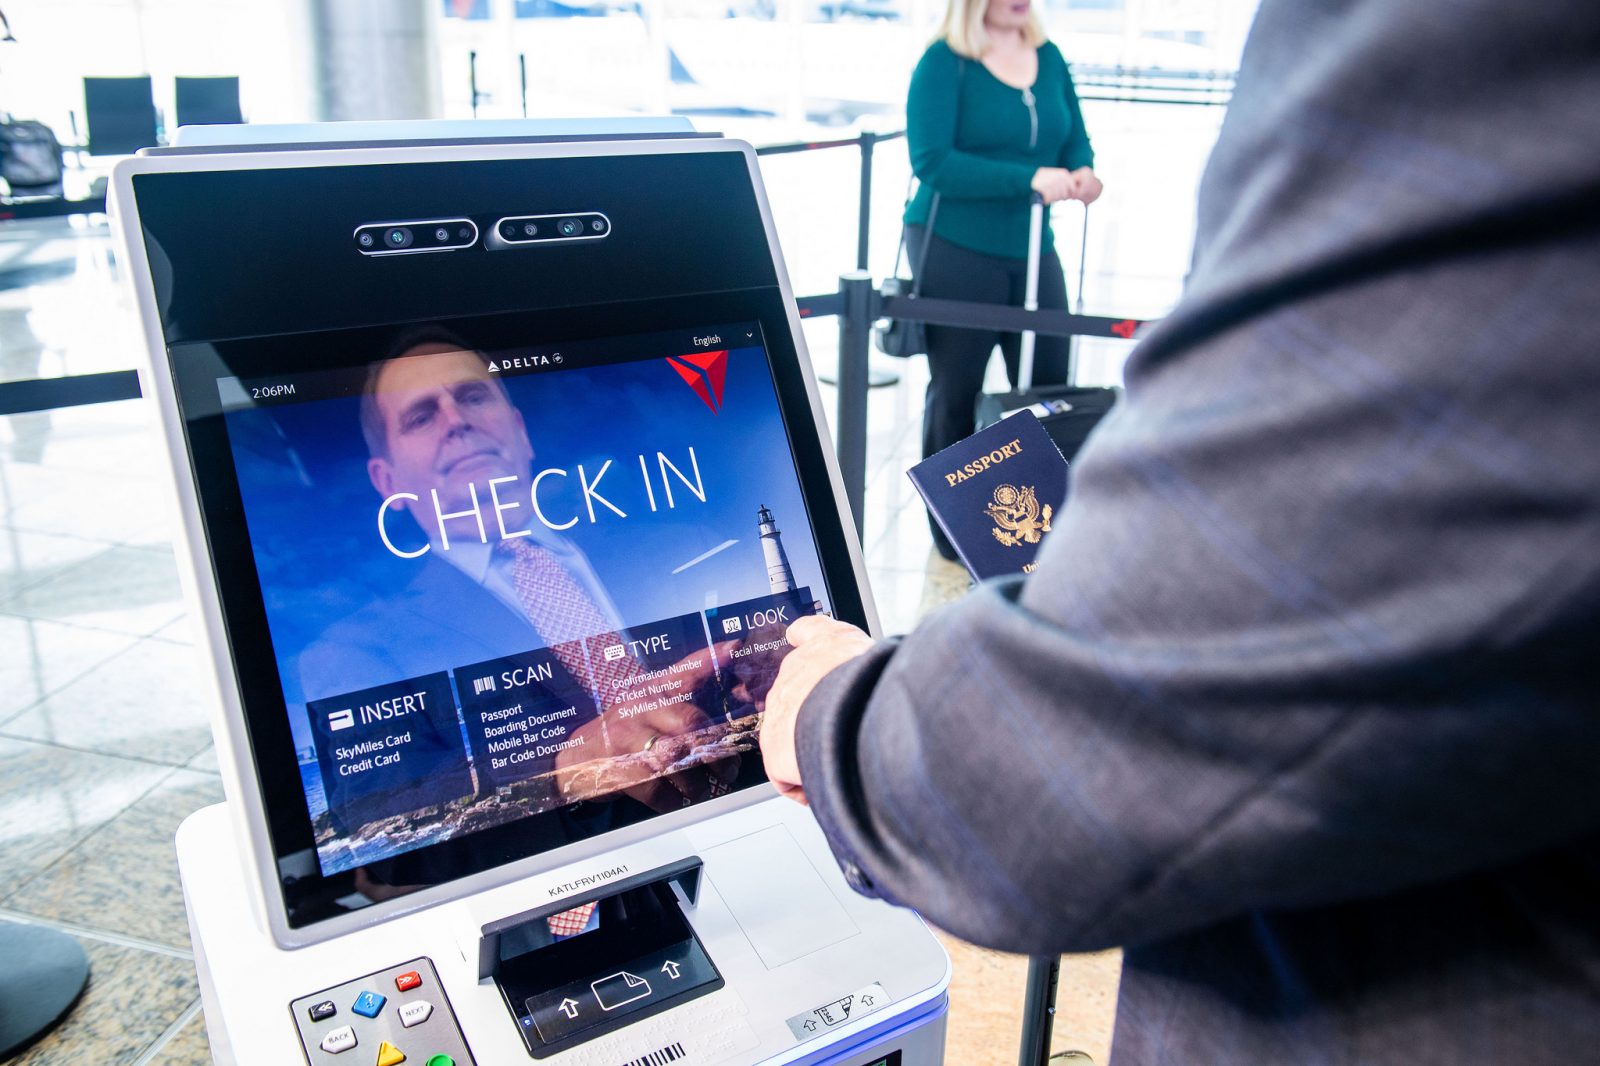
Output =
[
  {"x1": 590, "y1": 218, "x2": 606, "y2": 233},
  {"x1": 358, "y1": 231, "x2": 375, "y2": 247},
  {"x1": 558, "y1": 217, "x2": 583, "y2": 238},
  {"x1": 523, "y1": 222, "x2": 539, "y2": 237},
  {"x1": 384, "y1": 227, "x2": 413, "y2": 249},
  {"x1": 458, "y1": 226, "x2": 472, "y2": 240},
  {"x1": 434, "y1": 227, "x2": 450, "y2": 242},
  {"x1": 500, "y1": 222, "x2": 518, "y2": 240}
]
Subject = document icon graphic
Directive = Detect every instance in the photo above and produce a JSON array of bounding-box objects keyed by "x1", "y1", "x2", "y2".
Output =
[
  {"x1": 328, "y1": 709, "x2": 354, "y2": 732},
  {"x1": 591, "y1": 971, "x2": 651, "y2": 1012}
]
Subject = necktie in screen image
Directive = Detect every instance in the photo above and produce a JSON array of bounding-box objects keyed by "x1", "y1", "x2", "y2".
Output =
[{"x1": 498, "y1": 539, "x2": 636, "y2": 695}]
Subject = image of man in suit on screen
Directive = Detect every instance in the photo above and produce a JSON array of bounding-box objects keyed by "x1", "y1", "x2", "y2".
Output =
[
  {"x1": 299, "y1": 329, "x2": 734, "y2": 856},
  {"x1": 298, "y1": 327, "x2": 621, "y2": 707}
]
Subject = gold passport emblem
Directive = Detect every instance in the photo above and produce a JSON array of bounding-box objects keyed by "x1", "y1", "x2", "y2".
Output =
[{"x1": 987, "y1": 484, "x2": 1053, "y2": 547}]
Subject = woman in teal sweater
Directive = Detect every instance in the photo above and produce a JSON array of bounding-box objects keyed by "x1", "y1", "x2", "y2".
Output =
[{"x1": 905, "y1": 0, "x2": 1100, "y2": 558}]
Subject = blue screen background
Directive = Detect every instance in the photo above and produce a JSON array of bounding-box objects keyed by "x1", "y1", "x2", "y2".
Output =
[{"x1": 223, "y1": 342, "x2": 829, "y2": 758}]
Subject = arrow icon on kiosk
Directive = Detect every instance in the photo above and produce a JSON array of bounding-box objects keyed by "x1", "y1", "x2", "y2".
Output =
[
  {"x1": 558, "y1": 998, "x2": 580, "y2": 1019},
  {"x1": 661, "y1": 961, "x2": 682, "y2": 980}
]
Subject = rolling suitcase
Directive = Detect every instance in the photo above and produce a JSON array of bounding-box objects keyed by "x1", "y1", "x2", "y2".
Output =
[{"x1": 973, "y1": 194, "x2": 1119, "y2": 462}]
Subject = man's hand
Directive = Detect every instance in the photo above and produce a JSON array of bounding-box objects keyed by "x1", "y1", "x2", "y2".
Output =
[{"x1": 760, "y1": 615, "x2": 876, "y2": 804}]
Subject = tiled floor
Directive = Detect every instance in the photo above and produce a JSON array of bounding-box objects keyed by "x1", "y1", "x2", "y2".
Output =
[
  {"x1": 2, "y1": 256, "x2": 1122, "y2": 1066},
  {"x1": 1, "y1": 398, "x2": 221, "y2": 1066}
]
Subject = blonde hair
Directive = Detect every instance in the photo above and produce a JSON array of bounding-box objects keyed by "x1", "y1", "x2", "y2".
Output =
[{"x1": 939, "y1": 0, "x2": 1048, "y2": 59}]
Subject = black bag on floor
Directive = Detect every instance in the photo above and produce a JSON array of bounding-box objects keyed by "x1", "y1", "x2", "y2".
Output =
[
  {"x1": 0, "y1": 119, "x2": 65, "y2": 198},
  {"x1": 975, "y1": 384, "x2": 1117, "y2": 460},
  {"x1": 975, "y1": 196, "x2": 1118, "y2": 463}
]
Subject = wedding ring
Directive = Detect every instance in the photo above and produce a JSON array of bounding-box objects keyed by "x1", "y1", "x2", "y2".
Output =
[{"x1": 642, "y1": 734, "x2": 660, "y2": 754}]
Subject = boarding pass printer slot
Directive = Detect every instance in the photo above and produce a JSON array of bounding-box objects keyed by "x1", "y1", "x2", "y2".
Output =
[{"x1": 480, "y1": 857, "x2": 720, "y2": 1057}]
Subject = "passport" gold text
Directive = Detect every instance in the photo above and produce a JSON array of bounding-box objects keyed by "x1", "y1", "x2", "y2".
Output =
[{"x1": 945, "y1": 438, "x2": 1023, "y2": 486}]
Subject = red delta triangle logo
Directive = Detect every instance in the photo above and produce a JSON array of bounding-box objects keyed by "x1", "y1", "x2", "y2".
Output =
[{"x1": 665, "y1": 350, "x2": 729, "y2": 413}]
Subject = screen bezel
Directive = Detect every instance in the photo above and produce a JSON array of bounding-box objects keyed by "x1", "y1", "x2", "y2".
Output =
[
  {"x1": 173, "y1": 291, "x2": 867, "y2": 931},
  {"x1": 111, "y1": 138, "x2": 877, "y2": 947}
]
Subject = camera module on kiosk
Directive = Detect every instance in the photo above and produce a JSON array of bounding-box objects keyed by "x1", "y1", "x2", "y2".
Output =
[
  {"x1": 353, "y1": 219, "x2": 477, "y2": 256},
  {"x1": 493, "y1": 212, "x2": 610, "y2": 246}
]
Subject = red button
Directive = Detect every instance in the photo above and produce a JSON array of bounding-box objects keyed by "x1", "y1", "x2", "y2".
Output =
[{"x1": 395, "y1": 971, "x2": 422, "y2": 992}]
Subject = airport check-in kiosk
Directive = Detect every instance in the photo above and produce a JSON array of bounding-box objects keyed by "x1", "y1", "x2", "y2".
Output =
[{"x1": 109, "y1": 128, "x2": 949, "y2": 1066}]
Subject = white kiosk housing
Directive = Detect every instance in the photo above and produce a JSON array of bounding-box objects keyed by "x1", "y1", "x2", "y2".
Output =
[{"x1": 109, "y1": 128, "x2": 949, "y2": 1066}]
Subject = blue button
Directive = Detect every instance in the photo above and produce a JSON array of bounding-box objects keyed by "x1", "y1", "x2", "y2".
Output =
[{"x1": 351, "y1": 991, "x2": 387, "y2": 1018}]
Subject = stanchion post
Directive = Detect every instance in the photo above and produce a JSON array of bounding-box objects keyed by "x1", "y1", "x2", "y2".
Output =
[
  {"x1": 1018, "y1": 954, "x2": 1061, "y2": 1066},
  {"x1": 855, "y1": 130, "x2": 901, "y2": 390},
  {"x1": 836, "y1": 271, "x2": 873, "y2": 541},
  {"x1": 856, "y1": 131, "x2": 877, "y2": 271}
]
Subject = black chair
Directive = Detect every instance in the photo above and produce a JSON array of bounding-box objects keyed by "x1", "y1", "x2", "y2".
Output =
[
  {"x1": 175, "y1": 76, "x2": 242, "y2": 128},
  {"x1": 82, "y1": 76, "x2": 159, "y2": 156}
]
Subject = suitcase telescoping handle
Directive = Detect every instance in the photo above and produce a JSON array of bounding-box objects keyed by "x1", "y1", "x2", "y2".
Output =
[{"x1": 1016, "y1": 192, "x2": 1047, "y2": 393}]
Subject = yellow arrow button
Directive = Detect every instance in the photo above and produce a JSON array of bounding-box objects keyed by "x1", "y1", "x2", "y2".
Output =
[{"x1": 375, "y1": 1041, "x2": 406, "y2": 1066}]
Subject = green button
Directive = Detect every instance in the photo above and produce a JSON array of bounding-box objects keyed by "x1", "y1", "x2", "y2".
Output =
[{"x1": 424, "y1": 1056, "x2": 454, "y2": 1066}]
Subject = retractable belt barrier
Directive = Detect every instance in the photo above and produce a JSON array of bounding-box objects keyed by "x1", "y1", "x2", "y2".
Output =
[
  {"x1": 798, "y1": 277, "x2": 1151, "y2": 541},
  {"x1": 0, "y1": 195, "x2": 106, "y2": 220},
  {"x1": 877, "y1": 296, "x2": 1144, "y2": 341},
  {"x1": 0, "y1": 278, "x2": 1151, "y2": 556},
  {"x1": 0, "y1": 125, "x2": 1156, "y2": 552}
]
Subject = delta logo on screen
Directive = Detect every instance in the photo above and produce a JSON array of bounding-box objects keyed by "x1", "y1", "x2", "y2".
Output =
[{"x1": 666, "y1": 349, "x2": 728, "y2": 413}]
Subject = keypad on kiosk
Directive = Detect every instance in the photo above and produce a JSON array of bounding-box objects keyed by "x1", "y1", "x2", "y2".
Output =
[{"x1": 289, "y1": 957, "x2": 475, "y2": 1066}]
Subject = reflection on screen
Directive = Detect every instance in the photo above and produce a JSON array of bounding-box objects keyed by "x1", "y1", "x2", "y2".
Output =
[{"x1": 222, "y1": 324, "x2": 828, "y2": 876}]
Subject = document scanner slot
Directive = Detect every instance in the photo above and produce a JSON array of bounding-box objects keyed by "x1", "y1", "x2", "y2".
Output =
[{"x1": 480, "y1": 857, "x2": 722, "y2": 1058}]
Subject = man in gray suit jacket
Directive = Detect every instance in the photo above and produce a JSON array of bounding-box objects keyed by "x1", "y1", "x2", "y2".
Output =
[
  {"x1": 761, "y1": 0, "x2": 1600, "y2": 1060},
  {"x1": 298, "y1": 331, "x2": 622, "y2": 706}
]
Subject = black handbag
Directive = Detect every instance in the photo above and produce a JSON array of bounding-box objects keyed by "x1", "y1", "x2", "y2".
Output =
[
  {"x1": 875, "y1": 58, "x2": 963, "y2": 359},
  {"x1": 874, "y1": 190, "x2": 940, "y2": 359}
]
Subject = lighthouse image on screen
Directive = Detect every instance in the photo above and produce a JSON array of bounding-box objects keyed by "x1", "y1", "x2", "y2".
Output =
[{"x1": 220, "y1": 322, "x2": 831, "y2": 874}]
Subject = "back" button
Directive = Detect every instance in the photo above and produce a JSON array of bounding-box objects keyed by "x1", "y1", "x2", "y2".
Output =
[{"x1": 319, "y1": 1025, "x2": 357, "y2": 1055}]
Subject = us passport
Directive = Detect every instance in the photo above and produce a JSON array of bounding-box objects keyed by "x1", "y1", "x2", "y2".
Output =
[{"x1": 907, "y1": 410, "x2": 1069, "y2": 581}]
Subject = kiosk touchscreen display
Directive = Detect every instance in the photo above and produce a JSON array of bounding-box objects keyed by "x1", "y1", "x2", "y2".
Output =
[{"x1": 181, "y1": 314, "x2": 838, "y2": 925}]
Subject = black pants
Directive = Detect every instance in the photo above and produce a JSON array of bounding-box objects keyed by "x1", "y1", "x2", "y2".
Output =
[
  {"x1": 907, "y1": 225, "x2": 1070, "y2": 458},
  {"x1": 907, "y1": 225, "x2": 1070, "y2": 551}
]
